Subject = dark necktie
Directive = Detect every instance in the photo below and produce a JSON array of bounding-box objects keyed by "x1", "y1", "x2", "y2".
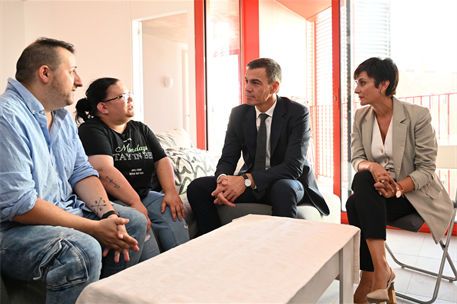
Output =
[
  {"x1": 253, "y1": 113, "x2": 268, "y2": 172},
  {"x1": 252, "y1": 113, "x2": 268, "y2": 200}
]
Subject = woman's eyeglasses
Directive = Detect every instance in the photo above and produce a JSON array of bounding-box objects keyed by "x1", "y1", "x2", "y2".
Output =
[{"x1": 104, "y1": 92, "x2": 134, "y2": 103}]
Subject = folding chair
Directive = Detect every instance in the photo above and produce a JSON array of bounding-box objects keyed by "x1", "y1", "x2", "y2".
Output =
[{"x1": 385, "y1": 145, "x2": 457, "y2": 304}]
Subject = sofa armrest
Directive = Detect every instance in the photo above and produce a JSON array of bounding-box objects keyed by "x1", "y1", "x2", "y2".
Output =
[{"x1": 296, "y1": 192, "x2": 341, "y2": 224}]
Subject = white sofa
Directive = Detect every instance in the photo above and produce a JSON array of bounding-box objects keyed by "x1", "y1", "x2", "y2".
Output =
[
  {"x1": 0, "y1": 128, "x2": 341, "y2": 304},
  {"x1": 154, "y1": 128, "x2": 341, "y2": 238}
]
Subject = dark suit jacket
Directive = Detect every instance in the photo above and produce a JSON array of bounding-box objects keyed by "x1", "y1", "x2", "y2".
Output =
[{"x1": 215, "y1": 96, "x2": 329, "y2": 216}]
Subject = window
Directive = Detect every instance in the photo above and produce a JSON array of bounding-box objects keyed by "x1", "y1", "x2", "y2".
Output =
[
  {"x1": 206, "y1": 0, "x2": 241, "y2": 156},
  {"x1": 314, "y1": 8, "x2": 334, "y2": 189}
]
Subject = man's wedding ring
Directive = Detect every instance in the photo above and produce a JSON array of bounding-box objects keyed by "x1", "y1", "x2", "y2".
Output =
[{"x1": 381, "y1": 180, "x2": 386, "y2": 183}]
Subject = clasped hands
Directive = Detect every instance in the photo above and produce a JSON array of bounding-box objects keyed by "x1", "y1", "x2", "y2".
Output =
[
  {"x1": 211, "y1": 175, "x2": 246, "y2": 207},
  {"x1": 95, "y1": 215, "x2": 140, "y2": 263},
  {"x1": 369, "y1": 163, "x2": 396, "y2": 198}
]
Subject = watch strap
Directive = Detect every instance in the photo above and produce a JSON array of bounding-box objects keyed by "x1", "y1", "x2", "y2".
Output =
[{"x1": 101, "y1": 210, "x2": 120, "y2": 219}]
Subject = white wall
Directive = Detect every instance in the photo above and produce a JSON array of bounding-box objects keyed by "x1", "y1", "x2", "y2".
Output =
[
  {"x1": 259, "y1": 0, "x2": 308, "y2": 99},
  {"x1": 142, "y1": 34, "x2": 188, "y2": 133},
  {"x1": 0, "y1": 0, "x2": 197, "y2": 143},
  {"x1": 0, "y1": 0, "x2": 25, "y2": 91}
]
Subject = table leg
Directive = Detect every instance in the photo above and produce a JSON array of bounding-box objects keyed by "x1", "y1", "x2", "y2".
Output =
[{"x1": 339, "y1": 238, "x2": 354, "y2": 304}]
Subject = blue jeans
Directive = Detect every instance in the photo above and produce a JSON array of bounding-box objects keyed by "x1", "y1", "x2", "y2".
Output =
[
  {"x1": 114, "y1": 191, "x2": 189, "y2": 261},
  {"x1": 0, "y1": 204, "x2": 147, "y2": 304}
]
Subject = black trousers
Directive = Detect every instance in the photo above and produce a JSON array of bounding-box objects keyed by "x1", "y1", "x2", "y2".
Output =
[
  {"x1": 346, "y1": 170, "x2": 417, "y2": 271},
  {"x1": 187, "y1": 176, "x2": 304, "y2": 236}
]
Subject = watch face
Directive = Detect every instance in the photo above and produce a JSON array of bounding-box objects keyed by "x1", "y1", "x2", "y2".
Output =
[
  {"x1": 243, "y1": 174, "x2": 251, "y2": 187},
  {"x1": 396, "y1": 190, "x2": 401, "y2": 198},
  {"x1": 245, "y1": 179, "x2": 252, "y2": 187}
]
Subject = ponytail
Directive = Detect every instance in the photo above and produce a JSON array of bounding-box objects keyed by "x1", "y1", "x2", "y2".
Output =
[{"x1": 74, "y1": 77, "x2": 119, "y2": 125}]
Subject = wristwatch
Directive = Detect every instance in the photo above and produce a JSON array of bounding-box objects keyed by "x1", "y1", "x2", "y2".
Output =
[
  {"x1": 395, "y1": 183, "x2": 404, "y2": 198},
  {"x1": 101, "y1": 210, "x2": 121, "y2": 219},
  {"x1": 242, "y1": 174, "x2": 252, "y2": 187}
]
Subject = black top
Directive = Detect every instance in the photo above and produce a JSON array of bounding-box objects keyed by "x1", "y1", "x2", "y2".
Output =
[{"x1": 78, "y1": 117, "x2": 167, "y2": 199}]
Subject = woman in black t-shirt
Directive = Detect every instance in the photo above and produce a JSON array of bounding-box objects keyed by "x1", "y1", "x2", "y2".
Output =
[{"x1": 76, "y1": 78, "x2": 189, "y2": 259}]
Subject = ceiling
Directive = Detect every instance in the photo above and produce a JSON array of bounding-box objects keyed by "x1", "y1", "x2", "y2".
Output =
[
  {"x1": 141, "y1": 0, "x2": 331, "y2": 45},
  {"x1": 276, "y1": 0, "x2": 331, "y2": 20},
  {"x1": 142, "y1": 13, "x2": 188, "y2": 44}
]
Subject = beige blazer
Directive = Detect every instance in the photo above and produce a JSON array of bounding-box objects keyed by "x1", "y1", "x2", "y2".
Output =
[{"x1": 351, "y1": 97, "x2": 453, "y2": 243}]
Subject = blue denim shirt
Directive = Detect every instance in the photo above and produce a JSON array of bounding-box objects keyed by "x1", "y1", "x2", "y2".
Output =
[{"x1": 0, "y1": 78, "x2": 99, "y2": 231}]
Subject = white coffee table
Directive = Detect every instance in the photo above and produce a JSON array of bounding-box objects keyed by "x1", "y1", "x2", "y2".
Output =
[{"x1": 77, "y1": 215, "x2": 360, "y2": 304}]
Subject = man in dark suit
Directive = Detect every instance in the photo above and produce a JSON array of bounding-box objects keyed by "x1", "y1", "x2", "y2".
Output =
[{"x1": 187, "y1": 58, "x2": 329, "y2": 235}]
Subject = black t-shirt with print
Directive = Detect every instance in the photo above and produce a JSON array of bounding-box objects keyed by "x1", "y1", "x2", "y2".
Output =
[{"x1": 78, "y1": 117, "x2": 167, "y2": 199}]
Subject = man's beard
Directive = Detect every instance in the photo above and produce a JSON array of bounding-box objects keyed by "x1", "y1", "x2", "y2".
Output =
[{"x1": 50, "y1": 79, "x2": 74, "y2": 108}]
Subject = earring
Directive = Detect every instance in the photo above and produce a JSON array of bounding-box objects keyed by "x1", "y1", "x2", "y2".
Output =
[{"x1": 381, "y1": 91, "x2": 385, "y2": 95}]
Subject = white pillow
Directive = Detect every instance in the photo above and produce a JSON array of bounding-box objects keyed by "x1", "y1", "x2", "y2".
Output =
[
  {"x1": 155, "y1": 128, "x2": 194, "y2": 149},
  {"x1": 165, "y1": 147, "x2": 217, "y2": 195}
]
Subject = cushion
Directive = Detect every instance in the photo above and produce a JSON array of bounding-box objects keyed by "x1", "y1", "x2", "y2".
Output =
[
  {"x1": 155, "y1": 128, "x2": 194, "y2": 150},
  {"x1": 165, "y1": 147, "x2": 217, "y2": 195}
]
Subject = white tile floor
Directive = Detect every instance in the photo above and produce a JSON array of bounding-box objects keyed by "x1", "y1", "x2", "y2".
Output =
[{"x1": 316, "y1": 229, "x2": 457, "y2": 304}]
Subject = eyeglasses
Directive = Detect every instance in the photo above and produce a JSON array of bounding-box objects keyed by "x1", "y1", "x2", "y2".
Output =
[{"x1": 104, "y1": 92, "x2": 134, "y2": 103}]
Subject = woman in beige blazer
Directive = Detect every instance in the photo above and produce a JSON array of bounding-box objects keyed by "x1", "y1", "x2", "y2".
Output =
[{"x1": 347, "y1": 57, "x2": 453, "y2": 304}]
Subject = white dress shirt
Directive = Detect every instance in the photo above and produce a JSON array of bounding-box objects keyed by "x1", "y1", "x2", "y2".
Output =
[{"x1": 371, "y1": 116, "x2": 396, "y2": 179}]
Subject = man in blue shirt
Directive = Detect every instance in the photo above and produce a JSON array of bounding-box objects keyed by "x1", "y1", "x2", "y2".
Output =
[{"x1": 0, "y1": 38, "x2": 148, "y2": 304}]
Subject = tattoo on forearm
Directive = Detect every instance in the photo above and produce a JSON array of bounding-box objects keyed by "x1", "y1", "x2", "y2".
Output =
[
  {"x1": 91, "y1": 197, "x2": 108, "y2": 214},
  {"x1": 104, "y1": 176, "x2": 120, "y2": 188}
]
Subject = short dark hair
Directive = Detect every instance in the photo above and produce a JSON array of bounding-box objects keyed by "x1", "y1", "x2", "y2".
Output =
[
  {"x1": 75, "y1": 77, "x2": 120, "y2": 124},
  {"x1": 354, "y1": 57, "x2": 399, "y2": 96},
  {"x1": 247, "y1": 58, "x2": 282, "y2": 85},
  {"x1": 15, "y1": 37, "x2": 75, "y2": 84}
]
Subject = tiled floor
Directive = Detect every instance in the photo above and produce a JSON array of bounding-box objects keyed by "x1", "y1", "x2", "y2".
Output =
[{"x1": 316, "y1": 229, "x2": 457, "y2": 304}]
